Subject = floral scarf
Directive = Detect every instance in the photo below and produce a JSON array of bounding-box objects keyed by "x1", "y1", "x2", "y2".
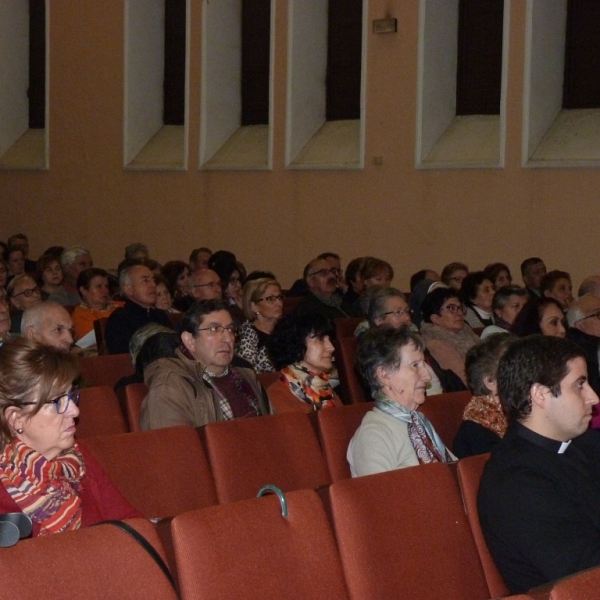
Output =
[
  {"x1": 280, "y1": 364, "x2": 336, "y2": 411},
  {"x1": 463, "y1": 395, "x2": 508, "y2": 438},
  {"x1": 375, "y1": 394, "x2": 455, "y2": 464},
  {"x1": 0, "y1": 440, "x2": 85, "y2": 536}
]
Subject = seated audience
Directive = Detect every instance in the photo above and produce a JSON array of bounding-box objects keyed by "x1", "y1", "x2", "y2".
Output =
[
  {"x1": 189, "y1": 247, "x2": 212, "y2": 272},
  {"x1": 520, "y1": 256, "x2": 546, "y2": 298},
  {"x1": 7, "y1": 274, "x2": 42, "y2": 334},
  {"x1": 36, "y1": 253, "x2": 64, "y2": 300},
  {"x1": 154, "y1": 274, "x2": 179, "y2": 313},
  {"x1": 210, "y1": 255, "x2": 244, "y2": 320},
  {"x1": 481, "y1": 285, "x2": 527, "y2": 338},
  {"x1": 22, "y1": 302, "x2": 74, "y2": 352},
  {"x1": 360, "y1": 257, "x2": 393, "y2": 290},
  {"x1": 124, "y1": 242, "x2": 149, "y2": 262},
  {"x1": 347, "y1": 327, "x2": 455, "y2": 477},
  {"x1": 162, "y1": 260, "x2": 190, "y2": 312},
  {"x1": 71, "y1": 268, "x2": 123, "y2": 344},
  {"x1": 7, "y1": 233, "x2": 36, "y2": 273},
  {"x1": 288, "y1": 252, "x2": 343, "y2": 298},
  {"x1": 48, "y1": 246, "x2": 93, "y2": 306},
  {"x1": 187, "y1": 268, "x2": 223, "y2": 304},
  {"x1": 478, "y1": 335, "x2": 600, "y2": 594},
  {"x1": 578, "y1": 275, "x2": 600, "y2": 298},
  {"x1": 453, "y1": 333, "x2": 515, "y2": 458},
  {"x1": 0, "y1": 289, "x2": 11, "y2": 345},
  {"x1": 541, "y1": 269, "x2": 573, "y2": 310},
  {"x1": 341, "y1": 256, "x2": 367, "y2": 317},
  {"x1": 511, "y1": 297, "x2": 566, "y2": 338},
  {"x1": 483, "y1": 262, "x2": 512, "y2": 290},
  {"x1": 420, "y1": 288, "x2": 480, "y2": 386},
  {"x1": 140, "y1": 299, "x2": 268, "y2": 430},
  {"x1": 237, "y1": 278, "x2": 282, "y2": 373},
  {"x1": 104, "y1": 264, "x2": 171, "y2": 355},
  {"x1": 4, "y1": 246, "x2": 26, "y2": 279},
  {"x1": 0, "y1": 338, "x2": 141, "y2": 537},
  {"x1": 266, "y1": 310, "x2": 342, "y2": 413},
  {"x1": 461, "y1": 271, "x2": 495, "y2": 328},
  {"x1": 0, "y1": 257, "x2": 8, "y2": 290},
  {"x1": 441, "y1": 261, "x2": 469, "y2": 291}
]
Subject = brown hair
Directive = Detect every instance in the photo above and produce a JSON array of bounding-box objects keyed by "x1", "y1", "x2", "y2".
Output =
[
  {"x1": 242, "y1": 278, "x2": 280, "y2": 321},
  {"x1": 0, "y1": 338, "x2": 79, "y2": 450}
]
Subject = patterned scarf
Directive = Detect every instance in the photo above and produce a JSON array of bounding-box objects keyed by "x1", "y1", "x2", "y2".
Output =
[
  {"x1": 463, "y1": 395, "x2": 508, "y2": 438},
  {"x1": 420, "y1": 323, "x2": 480, "y2": 358},
  {"x1": 281, "y1": 364, "x2": 336, "y2": 411},
  {"x1": 0, "y1": 440, "x2": 85, "y2": 536},
  {"x1": 375, "y1": 394, "x2": 454, "y2": 464}
]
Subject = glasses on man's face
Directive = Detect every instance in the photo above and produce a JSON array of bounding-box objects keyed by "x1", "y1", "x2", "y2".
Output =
[
  {"x1": 441, "y1": 303, "x2": 467, "y2": 314},
  {"x1": 381, "y1": 308, "x2": 412, "y2": 318},
  {"x1": 578, "y1": 311, "x2": 600, "y2": 323},
  {"x1": 193, "y1": 281, "x2": 222, "y2": 289},
  {"x1": 197, "y1": 324, "x2": 237, "y2": 336},
  {"x1": 309, "y1": 267, "x2": 343, "y2": 278},
  {"x1": 21, "y1": 387, "x2": 80, "y2": 415},
  {"x1": 257, "y1": 294, "x2": 284, "y2": 304},
  {"x1": 12, "y1": 286, "x2": 40, "y2": 299}
]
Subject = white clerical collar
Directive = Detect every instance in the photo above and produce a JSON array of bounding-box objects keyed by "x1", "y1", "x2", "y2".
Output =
[{"x1": 558, "y1": 440, "x2": 572, "y2": 454}]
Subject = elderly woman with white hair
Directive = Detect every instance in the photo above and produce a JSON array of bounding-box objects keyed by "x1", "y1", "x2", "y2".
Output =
[
  {"x1": 48, "y1": 246, "x2": 93, "y2": 306},
  {"x1": 347, "y1": 327, "x2": 455, "y2": 477}
]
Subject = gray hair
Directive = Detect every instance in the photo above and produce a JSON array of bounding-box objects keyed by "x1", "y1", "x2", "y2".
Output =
[
  {"x1": 21, "y1": 302, "x2": 63, "y2": 335},
  {"x1": 119, "y1": 264, "x2": 148, "y2": 295},
  {"x1": 60, "y1": 246, "x2": 91, "y2": 269},
  {"x1": 124, "y1": 243, "x2": 149, "y2": 261},
  {"x1": 567, "y1": 296, "x2": 589, "y2": 327},
  {"x1": 355, "y1": 326, "x2": 426, "y2": 393},
  {"x1": 367, "y1": 287, "x2": 407, "y2": 327},
  {"x1": 7, "y1": 274, "x2": 36, "y2": 298},
  {"x1": 129, "y1": 323, "x2": 174, "y2": 366},
  {"x1": 492, "y1": 285, "x2": 528, "y2": 311},
  {"x1": 578, "y1": 276, "x2": 600, "y2": 298}
]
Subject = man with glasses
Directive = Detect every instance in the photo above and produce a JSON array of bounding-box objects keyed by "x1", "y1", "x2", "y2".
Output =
[
  {"x1": 521, "y1": 257, "x2": 547, "y2": 299},
  {"x1": 187, "y1": 269, "x2": 223, "y2": 303},
  {"x1": 140, "y1": 299, "x2": 268, "y2": 430},
  {"x1": 566, "y1": 294, "x2": 600, "y2": 396},
  {"x1": 22, "y1": 302, "x2": 74, "y2": 352},
  {"x1": 7, "y1": 274, "x2": 42, "y2": 335}
]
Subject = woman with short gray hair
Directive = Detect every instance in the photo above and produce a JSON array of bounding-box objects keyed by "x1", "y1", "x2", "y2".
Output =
[
  {"x1": 347, "y1": 327, "x2": 455, "y2": 477},
  {"x1": 481, "y1": 285, "x2": 527, "y2": 339}
]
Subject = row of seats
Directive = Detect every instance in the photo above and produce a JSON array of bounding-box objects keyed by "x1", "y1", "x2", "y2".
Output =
[{"x1": 0, "y1": 458, "x2": 594, "y2": 599}]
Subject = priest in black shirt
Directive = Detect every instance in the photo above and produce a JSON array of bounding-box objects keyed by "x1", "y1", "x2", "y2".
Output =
[{"x1": 478, "y1": 335, "x2": 600, "y2": 594}]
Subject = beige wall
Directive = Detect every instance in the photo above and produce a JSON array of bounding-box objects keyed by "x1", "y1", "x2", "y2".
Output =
[{"x1": 1, "y1": 0, "x2": 598, "y2": 289}]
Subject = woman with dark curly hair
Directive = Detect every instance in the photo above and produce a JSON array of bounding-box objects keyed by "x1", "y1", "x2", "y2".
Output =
[
  {"x1": 266, "y1": 310, "x2": 343, "y2": 413},
  {"x1": 510, "y1": 296, "x2": 566, "y2": 338},
  {"x1": 162, "y1": 260, "x2": 190, "y2": 312}
]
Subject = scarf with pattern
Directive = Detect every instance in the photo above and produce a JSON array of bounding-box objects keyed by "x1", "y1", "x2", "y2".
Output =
[
  {"x1": 0, "y1": 440, "x2": 85, "y2": 536},
  {"x1": 281, "y1": 364, "x2": 336, "y2": 411},
  {"x1": 462, "y1": 395, "x2": 508, "y2": 438},
  {"x1": 375, "y1": 394, "x2": 454, "y2": 464},
  {"x1": 420, "y1": 322, "x2": 480, "y2": 358}
]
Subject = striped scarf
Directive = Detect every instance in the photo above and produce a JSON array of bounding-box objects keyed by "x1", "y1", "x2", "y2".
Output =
[
  {"x1": 281, "y1": 364, "x2": 336, "y2": 411},
  {"x1": 0, "y1": 440, "x2": 85, "y2": 536}
]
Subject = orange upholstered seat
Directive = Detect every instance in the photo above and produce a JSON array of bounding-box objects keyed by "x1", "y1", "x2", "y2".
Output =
[
  {"x1": 418, "y1": 389, "x2": 472, "y2": 449},
  {"x1": 0, "y1": 518, "x2": 178, "y2": 599},
  {"x1": 83, "y1": 425, "x2": 217, "y2": 519},
  {"x1": 334, "y1": 336, "x2": 368, "y2": 404},
  {"x1": 115, "y1": 382, "x2": 147, "y2": 432},
  {"x1": 172, "y1": 488, "x2": 350, "y2": 600},
  {"x1": 76, "y1": 385, "x2": 128, "y2": 438},
  {"x1": 201, "y1": 411, "x2": 331, "y2": 504},
  {"x1": 330, "y1": 462, "x2": 490, "y2": 600},
  {"x1": 78, "y1": 353, "x2": 134, "y2": 388},
  {"x1": 527, "y1": 565, "x2": 600, "y2": 599},
  {"x1": 317, "y1": 401, "x2": 374, "y2": 481}
]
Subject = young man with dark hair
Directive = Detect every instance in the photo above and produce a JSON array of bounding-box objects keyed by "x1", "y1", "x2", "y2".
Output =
[{"x1": 478, "y1": 335, "x2": 600, "y2": 594}]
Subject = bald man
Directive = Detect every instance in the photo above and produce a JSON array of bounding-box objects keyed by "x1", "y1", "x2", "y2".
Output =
[{"x1": 22, "y1": 302, "x2": 74, "y2": 352}]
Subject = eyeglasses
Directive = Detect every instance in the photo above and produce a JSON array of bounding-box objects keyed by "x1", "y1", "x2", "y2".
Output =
[
  {"x1": 380, "y1": 308, "x2": 412, "y2": 318},
  {"x1": 449, "y1": 276, "x2": 465, "y2": 284},
  {"x1": 197, "y1": 324, "x2": 237, "y2": 335},
  {"x1": 441, "y1": 303, "x2": 467, "y2": 314},
  {"x1": 21, "y1": 387, "x2": 80, "y2": 414},
  {"x1": 11, "y1": 286, "x2": 40, "y2": 298},
  {"x1": 228, "y1": 277, "x2": 241, "y2": 286},
  {"x1": 257, "y1": 294, "x2": 284, "y2": 304},
  {"x1": 577, "y1": 311, "x2": 600, "y2": 323},
  {"x1": 309, "y1": 267, "x2": 343, "y2": 277},
  {"x1": 193, "y1": 281, "x2": 222, "y2": 289}
]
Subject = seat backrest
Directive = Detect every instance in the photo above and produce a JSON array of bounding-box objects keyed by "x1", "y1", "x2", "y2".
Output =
[
  {"x1": 334, "y1": 317, "x2": 364, "y2": 339},
  {"x1": 334, "y1": 336, "x2": 368, "y2": 404},
  {"x1": 257, "y1": 370, "x2": 280, "y2": 390},
  {"x1": 528, "y1": 565, "x2": 600, "y2": 600},
  {"x1": 317, "y1": 401, "x2": 374, "y2": 482},
  {"x1": 119, "y1": 382, "x2": 147, "y2": 432},
  {"x1": 78, "y1": 353, "x2": 135, "y2": 388},
  {"x1": 172, "y1": 488, "x2": 349, "y2": 600},
  {"x1": 457, "y1": 454, "x2": 510, "y2": 598},
  {"x1": 201, "y1": 412, "x2": 331, "y2": 504},
  {"x1": 76, "y1": 385, "x2": 128, "y2": 438},
  {"x1": 93, "y1": 317, "x2": 109, "y2": 355},
  {"x1": 83, "y1": 425, "x2": 217, "y2": 518},
  {"x1": 282, "y1": 296, "x2": 302, "y2": 315},
  {"x1": 330, "y1": 463, "x2": 490, "y2": 600},
  {"x1": 418, "y1": 390, "x2": 472, "y2": 449},
  {"x1": 0, "y1": 518, "x2": 178, "y2": 599}
]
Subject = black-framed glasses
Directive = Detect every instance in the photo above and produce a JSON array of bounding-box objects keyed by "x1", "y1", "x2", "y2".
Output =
[
  {"x1": 578, "y1": 311, "x2": 600, "y2": 323},
  {"x1": 380, "y1": 308, "x2": 412, "y2": 318},
  {"x1": 309, "y1": 267, "x2": 343, "y2": 277},
  {"x1": 12, "y1": 286, "x2": 40, "y2": 299},
  {"x1": 441, "y1": 304, "x2": 467, "y2": 314},
  {"x1": 197, "y1": 324, "x2": 237, "y2": 335},
  {"x1": 193, "y1": 281, "x2": 222, "y2": 289},
  {"x1": 257, "y1": 294, "x2": 284, "y2": 304},
  {"x1": 21, "y1": 387, "x2": 80, "y2": 414}
]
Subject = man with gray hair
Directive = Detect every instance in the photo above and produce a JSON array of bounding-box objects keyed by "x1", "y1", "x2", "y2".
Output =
[
  {"x1": 22, "y1": 302, "x2": 74, "y2": 352},
  {"x1": 578, "y1": 275, "x2": 600, "y2": 298},
  {"x1": 48, "y1": 246, "x2": 93, "y2": 306},
  {"x1": 124, "y1": 243, "x2": 149, "y2": 262},
  {"x1": 105, "y1": 264, "x2": 170, "y2": 354},
  {"x1": 566, "y1": 294, "x2": 600, "y2": 396}
]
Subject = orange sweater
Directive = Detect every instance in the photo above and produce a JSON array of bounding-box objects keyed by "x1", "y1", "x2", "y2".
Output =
[{"x1": 71, "y1": 302, "x2": 124, "y2": 342}]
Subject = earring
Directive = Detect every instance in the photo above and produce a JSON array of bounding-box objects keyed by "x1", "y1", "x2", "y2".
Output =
[
  {"x1": 255, "y1": 312, "x2": 260, "y2": 317},
  {"x1": 16, "y1": 428, "x2": 23, "y2": 435}
]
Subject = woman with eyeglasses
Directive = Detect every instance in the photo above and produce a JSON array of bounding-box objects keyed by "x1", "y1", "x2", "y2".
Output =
[
  {"x1": 236, "y1": 278, "x2": 283, "y2": 372},
  {"x1": 420, "y1": 287, "x2": 480, "y2": 386},
  {"x1": 441, "y1": 261, "x2": 469, "y2": 291},
  {"x1": 0, "y1": 338, "x2": 141, "y2": 537},
  {"x1": 7, "y1": 274, "x2": 42, "y2": 335},
  {"x1": 266, "y1": 310, "x2": 343, "y2": 414}
]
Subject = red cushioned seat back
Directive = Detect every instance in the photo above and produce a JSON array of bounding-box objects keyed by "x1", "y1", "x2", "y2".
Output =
[
  {"x1": 457, "y1": 453, "x2": 510, "y2": 598},
  {"x1": 172, "y1": 489, "x2": 349, "y2": 600},
  {"x1": 419, "y1": 390, "x2": 472, "y2": 449},
  {"x1": 84, "y1": 425, "x2": 217, "y2": 518},
  {"x1": 330, "y1": 462, "x2": 490, "y2": 600},
  {"x1": 334, "y1": 317, "x2": 364, "y2": 339},
  {"x1": 317, "y1": 401, "x2": 374, "y2": 481},
  {"x1": 201, "y1": 411, "x2": 331, "y2": 504},
  {"x1": 123, "y1": 382, "x2": 147, "y2": 432},
  {"x1": 78, "y1": 353, "x2": 134, "y2": 388},
  {"x1": 335, "y1": 336, "x2": 368, "y2": 404},
  {"x1": 529, "y1": 565, "x2": 600, "y2": 599},
  {"x1": 76, "y1": 385, "x2": 128, "y2": 438}
]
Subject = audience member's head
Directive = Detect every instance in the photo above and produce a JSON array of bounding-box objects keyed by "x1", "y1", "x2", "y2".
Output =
[
  {"x1": 7, "y1": 234, "x2": 30, "y2": 259},
  {"x1": 128, "y1": 322, "x2": 174, "y2": 366},
  {"x1": 162, "y1": 260, "x2": 190, "y2": 298},
  {"x1": 511, "y1": 297, "x2": 566, "y2": 338},
  {"x1": 242, "y1": 277, "x2": 283, "y2": 324},
  {"x1": 567, "y1": 294, "x2": 600, "y2": 339},
  {"x1": 244, "y1": 270, "x2": 276, "y2": 283},
  {"x1": 541, "y1": 270, "x2": 573, "y2": 310},
  {"x1": 367, "y1": 287, "x2": 411, "y2": 329},
  {"x1": 410, "y1": 269, "x2": 440, "y2": 292},
  {"x1": 134, "y1": 331, "x2": 180, "y2": 374},
  {"x1": 124, "y1": 243, "x2": 149, "y2": 262},
  {"x1": 188, "y1": 269, "x2": 223, "y2": 302},
  {"x1": 304, "y1": 257, "x2": 339, "y2": 300},
  {"x1": 483, "y1": 262, "x2": 512, "y2": 290},
  {"x1": 7, "y1": 274, "x2": 41, "y2": 312},
  {"x1": 119, "y1": 264, "x2": 157, "y2": 308},
  {"x1": 360, "y1": 257, "x2": 393, "y2": 290},
  {"x1": 491, "y1": 285, "x2": 527, "y2": 327},
  {"x1": 60, "y1": 246, "x2": 93, "y2": 286},
  {"x1": 4, "y1": 247, "x2": 25, "y2": 277},
  {"x1": 22, "y1": 302, "x2": 73, "y2": 352},
  {"x1": 461, "y1": 271, "x2": 495, "y2": 314},
  {"x1": 466, "y1": 332, "x2": 516, "y2": 397},
  {"x1": 421, "y1": 287, "x2": 466, "y2": 332},
  {"x1": 520, "y1": 257, "x2": 546, "y2": 293},
  {"x1": 189, "y1": 247, "x2": 213, "y2": 272},
  {"x1": 36, "y1": 253, "x2": 64, "y2": 291},
  {"x1": 578, "y1": 275, "x2": 600, "y2": 298},
  {"x1": 77, "y1": 268, "x2": 111, "y2": 311},
  {"x1": 154, "y1": 274, "x2": 174, "y2": 311},
  {"x1": 441, "y1": 262, "x2": 469, "y2": 291},
  {"x1": 345, "y1": 257, "x2": 367, "y2": 295}
]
